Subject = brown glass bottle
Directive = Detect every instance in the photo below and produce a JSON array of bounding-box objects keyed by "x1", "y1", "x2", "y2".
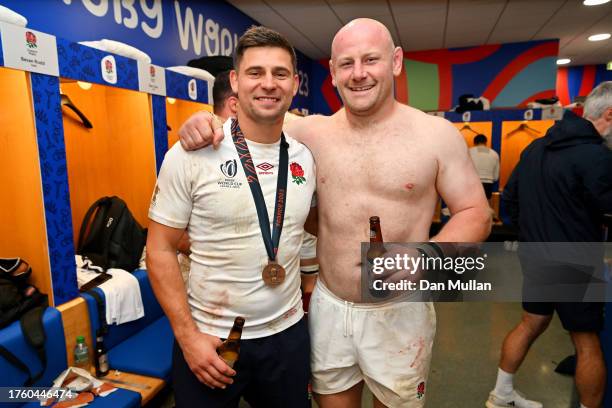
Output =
[
  {"x1": 217, "y1": 317, "x2": 245, "y2": 368},
  {"x1": 367, "y1": 216, "x2": 386, "y2": 262},
  {"x1": 94, "y1": 335, "x2": 109, "y2": 377},
  {"x1": 366, "y1": 216, "x2": 388, "y2": 298}
]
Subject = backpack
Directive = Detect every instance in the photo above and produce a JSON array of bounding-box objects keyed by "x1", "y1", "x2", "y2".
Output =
[
  {"x1": 0, "y1": 259, "x2": 49, "y2": 385},
  {"x1": 77, "y1": 196, "x2": 147, "y2": 272}
]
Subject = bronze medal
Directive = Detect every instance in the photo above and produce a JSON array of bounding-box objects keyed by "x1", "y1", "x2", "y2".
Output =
[{"x1": 262, "y1": 261, "x2": 286, "y2": 286}]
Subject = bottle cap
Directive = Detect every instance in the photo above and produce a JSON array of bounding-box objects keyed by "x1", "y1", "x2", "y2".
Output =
[{"x1": 76, "y1": 335, "x2": 85, "y2": 343}]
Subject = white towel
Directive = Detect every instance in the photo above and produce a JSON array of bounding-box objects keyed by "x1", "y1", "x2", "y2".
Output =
[
  {"x1": 166, "y1": 66, "x2": 215, "y2": 82},
  {"x1": 79, "y1": 39, "x2": 151, "y2": 63},
  {"x1": 99, "y1": 268, "x2": 144, "y2": 325},
  {"x1": 0, "y1": 5, "x2": 27, "y2": 27},
  {"x1": 75, "y1": 255, "x2": 144, "y2": 325}
]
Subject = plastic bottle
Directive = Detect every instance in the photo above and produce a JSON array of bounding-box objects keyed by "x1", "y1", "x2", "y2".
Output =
[{"x1": 74, "y1": 335, "x2": 90, "y2": 371}]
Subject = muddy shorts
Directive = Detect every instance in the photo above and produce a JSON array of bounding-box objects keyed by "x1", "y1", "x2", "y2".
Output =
[{"x1": 309, "y1": 280, "x2": 436, "y2": 407}]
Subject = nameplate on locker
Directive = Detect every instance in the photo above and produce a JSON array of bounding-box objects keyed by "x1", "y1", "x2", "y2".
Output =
[
  {"x1": 138, "y1": 62, "x2": 166, "y2": 96},
  {"x1": 0, "y1": 23, "x2": 59, "y2": 76},
  {"x1": 541, "y1": 106, "x2": 563, "y2": 121}
]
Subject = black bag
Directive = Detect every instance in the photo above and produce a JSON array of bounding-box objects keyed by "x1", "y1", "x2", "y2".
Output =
[
  {"x1": 455, "y1": 94, "x2": 484, "y2": 113},
  {"x1": 77, "y1": 196, "x2": 147, "y2": 272},
  {"x1": 0, "y1": 260, "x2": 49, "y2": 385}
]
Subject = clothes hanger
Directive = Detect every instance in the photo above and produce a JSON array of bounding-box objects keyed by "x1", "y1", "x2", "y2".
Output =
[
  {"x1": 459, "y1": 123, "x2": 479, "y2": 135},
  {"x1": 505, "y1": 121, "x2": 541, "y2": 138},
  {"x1": 60, "y1": 92, "x2": 93, "y2": 129}
]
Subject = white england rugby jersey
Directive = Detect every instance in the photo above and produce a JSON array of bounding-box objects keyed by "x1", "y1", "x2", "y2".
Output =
[{"x1": 149, "y1": 119, "x2": 315, "y2": 339}]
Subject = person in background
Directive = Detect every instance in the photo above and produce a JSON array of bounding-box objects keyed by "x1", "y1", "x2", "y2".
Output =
[
  {"x1": 490, "y1": 81, "x2": 612, "y2": 408},
  {"x1": 212, "y1": 70, "x2": 238, "y2": 121},
  {"x1": 469, "y1": 134, "x2": 499, "y2": 200}
]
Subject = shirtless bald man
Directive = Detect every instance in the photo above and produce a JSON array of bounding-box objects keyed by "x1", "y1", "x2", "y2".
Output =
[{"x1": 179, "y1": 18, "x2": 491, "y2": 408}]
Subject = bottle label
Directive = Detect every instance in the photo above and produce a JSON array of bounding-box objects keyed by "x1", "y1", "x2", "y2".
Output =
[{"x1": 99, "y1": 354, "x2": 109, "y2": 372}]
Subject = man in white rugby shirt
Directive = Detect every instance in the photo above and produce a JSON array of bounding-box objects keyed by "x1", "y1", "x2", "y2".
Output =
[{"x1": 146, "y1": 26, "x2": 316, "y2": 408}]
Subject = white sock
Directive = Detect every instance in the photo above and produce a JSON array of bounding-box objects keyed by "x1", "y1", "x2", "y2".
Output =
[{"x1": 493, "y1": 367, "x2": 514, "y2": 397}]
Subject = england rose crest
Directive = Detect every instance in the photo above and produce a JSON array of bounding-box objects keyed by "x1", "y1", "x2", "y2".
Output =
[
  {"x1": 105, "y1": 59, "x2": 114, "y2": 74},
  {"x1": 290, "y1": 162, "x2": 305, "y2": 185},
  {"x1": 416, "y1": 381, "x2": 425, "y2": 399},
  {"x1": 25, "y1": 31, "x2": 37, "y2": 49}
]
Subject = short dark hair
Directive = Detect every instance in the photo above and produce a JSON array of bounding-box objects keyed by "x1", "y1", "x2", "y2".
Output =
[
  {"x1": 234, "y1": 25, "x2": 297, "y2": 73},
  {"x1": 474, "y1": 134, "x2": 487, "y2": 145},
  {"x1": 212, "y1": 70, "x2": 236, "y2": 115}
]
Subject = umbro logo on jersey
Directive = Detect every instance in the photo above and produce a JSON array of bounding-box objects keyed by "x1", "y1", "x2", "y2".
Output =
[
  {"x1": 256, "y1": 162, "x2": 274, "y2": 171},
  {"x1": 220, "y1": 159, "x2": 237, "y2": 178},
  {"x1": 256, "y1": 162, "x2": 274, "y2": 175}
]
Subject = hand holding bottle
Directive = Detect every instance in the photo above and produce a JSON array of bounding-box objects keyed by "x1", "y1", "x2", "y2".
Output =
[{"x1": 179, "y1": 331, "x2": 236, "y2": 389}]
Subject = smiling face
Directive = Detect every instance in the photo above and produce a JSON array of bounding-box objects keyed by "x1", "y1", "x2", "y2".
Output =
[
  {"x1": 231, "y1": 46, "x2": 299, "y2": 125},
  {"x1": 330, "y1": 19, "x2": 403, "y2": 117}
]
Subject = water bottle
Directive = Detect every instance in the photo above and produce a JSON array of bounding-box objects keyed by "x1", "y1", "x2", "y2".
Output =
[{"x1": 74, "y1": 335, "x2": 90, "y2": 371}]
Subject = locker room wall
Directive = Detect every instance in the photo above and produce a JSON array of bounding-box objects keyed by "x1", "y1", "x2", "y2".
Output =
[
  {"x1": 61, "y1": 81, "x2": 157, "y2": 242},
  {"x1": 0, "y1": 68, "x2": 54, "y2": 302},
  {"x1": 499, "y1": 120, "x2": 555, "y2": 189}
]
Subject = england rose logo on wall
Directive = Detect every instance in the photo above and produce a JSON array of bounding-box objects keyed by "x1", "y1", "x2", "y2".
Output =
[
  {"x1": 150, "y1": 65, "x2": 156, "y2": 78},
  {"x1": 290, "y1": 162, "x2": 306, "y2": 185},
  {"x1": 105, "y1": 59, "x2": 113, "y2": 74},
  {"x1": 25, "y1": 31, "x2": 37, "y2": 49}
]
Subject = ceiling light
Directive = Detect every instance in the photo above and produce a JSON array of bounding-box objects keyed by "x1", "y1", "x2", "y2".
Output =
[
  {"x1": 77, "y1": 81, "x2": 92, "y2": 90},
  {"x1": 556, "y1": 58, "x2": 571, "y2": 65},
  {"x1": 583, "y1": 0, "x2": 610, "y2": 5},
  {"x1": 588, "y1": 33, "x2": 611, "y2": 41}
]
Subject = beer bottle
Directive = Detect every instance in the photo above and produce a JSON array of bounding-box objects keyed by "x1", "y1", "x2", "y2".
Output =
[
  {"x1": 217, "y1": 317, "x2": 245, "y2": 368},
  {"x1": 367, "y1": 216, "x2": 386, "y2": 263},
  {"x1": 366, "y1": 216, "x2": 388, "y2": 298},
  {"x1": 94, "y1": 335, "x2": 109, "y2": 377}
]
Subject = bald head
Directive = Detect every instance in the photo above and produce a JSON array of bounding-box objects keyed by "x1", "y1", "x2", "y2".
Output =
[
  {"x1": 332, "y1": 18, "x2": 395, "y2": 58},
  {"x1": 328, "y1": 18, "x2": 403, "y2": 119}
]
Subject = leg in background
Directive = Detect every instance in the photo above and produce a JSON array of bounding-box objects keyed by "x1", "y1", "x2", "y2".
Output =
[{"x1": 571, "y1": 331, "x2": 605, "y2": 408}]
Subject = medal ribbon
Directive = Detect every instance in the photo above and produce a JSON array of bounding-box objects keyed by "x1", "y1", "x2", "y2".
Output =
[{"x1": 230, "y1": 118, "x2": 289, "y2": 262}]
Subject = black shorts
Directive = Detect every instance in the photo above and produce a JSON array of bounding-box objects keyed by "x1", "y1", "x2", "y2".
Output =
[
  {"x1": 522, "y1": 301, "x2": 604, "y2": 332},
  {"x1": 482, "y1": 182, "x2": 493, "y2": 199},
  {"x1": 172, "y1": 318, "x2": 311, "y2": 408}
]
